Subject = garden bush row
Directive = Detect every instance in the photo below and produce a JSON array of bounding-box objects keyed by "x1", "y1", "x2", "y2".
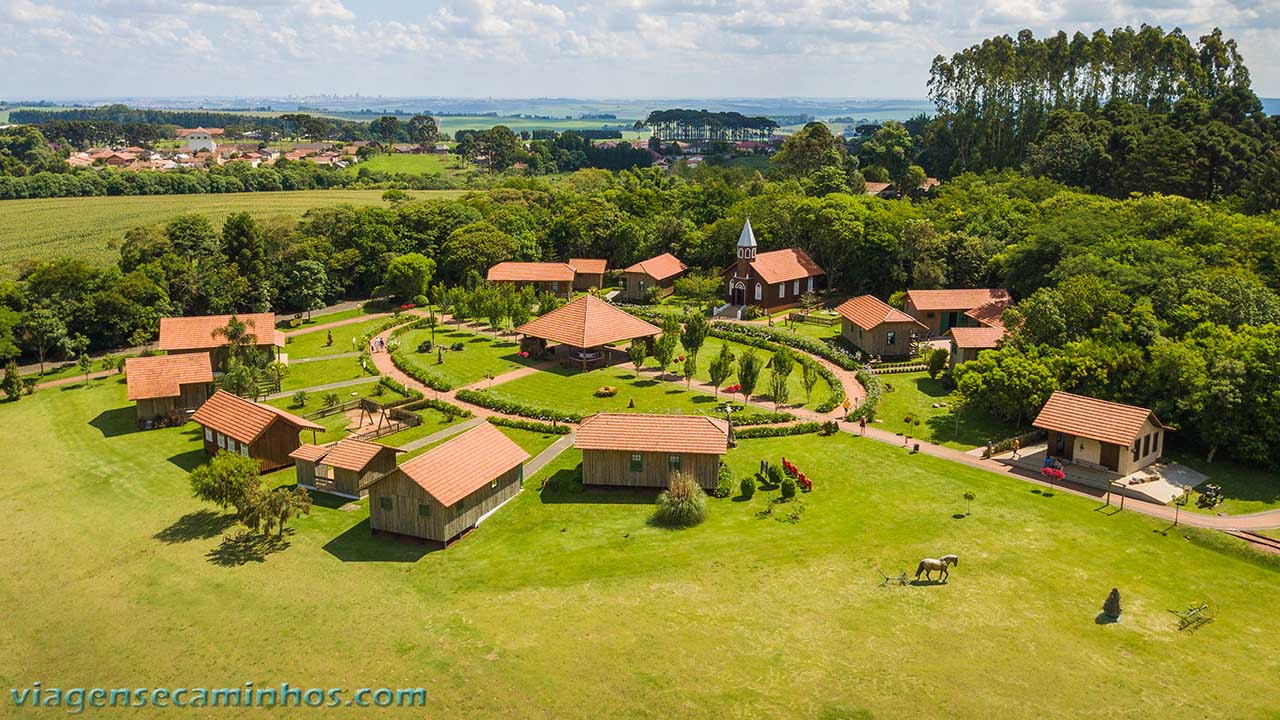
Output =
[
  {"x1": 735, "y1": 422, "x2": 826, "y2": 439},
  {"x1": 454, "y1": 389, "x2": 582, "y2": 423},
  {"x1": 389, "y1": 348, "x2": 454, "y2": 392},
  {"x1": 847, "y1": 369, "x2": 881, "y2": 422},
  {"x1": 732, "y1": 410, "x2": 797, "y2": 426},
  {"x1": 401, "y1": 396, "x2": 473, "y2": 420},
  {"x1": 375, "y1": 376, "x2": 423, "y2": 408},
  {"x1": 711, "y1": 321, "x2": 861, "y2": 371},
  {"x1": 487, "y1": 416, "x2": 572, "y2": 435}
]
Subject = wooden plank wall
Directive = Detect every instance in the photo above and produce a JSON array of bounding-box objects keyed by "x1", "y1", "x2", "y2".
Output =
[
  {"x1": 368, "y1": 465, "x2": 522, "y2": 542},
  {"x1": 582, "y1": 449, "x2": 720, "y2": 490}
]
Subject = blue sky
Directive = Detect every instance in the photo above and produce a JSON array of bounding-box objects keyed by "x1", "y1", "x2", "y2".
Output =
[{"x1": 2, "y1": 0, "x2": 1277, "y2": 99}]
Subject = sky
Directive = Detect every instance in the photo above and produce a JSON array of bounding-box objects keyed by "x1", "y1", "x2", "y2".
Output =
[{"x1": 2, "y1": 0, "x2": 1278, "y2": 100}]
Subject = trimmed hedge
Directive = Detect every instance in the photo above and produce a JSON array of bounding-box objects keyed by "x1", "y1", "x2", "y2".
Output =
[
  {"x1": 733, "y1": 410, "x2": 797, "y2": 426},
  {"x1": 389, "y1": 347, "x2": 454, "y2": 391},
  {"x1": 402, "y1": 396, "x2": 473, "y2": 419},
  {"x1": 455, "y1": 389, "x2": 583, "y2": 423},
  {"x1": 487, "y1": 416, "x2": 572, "y2": 435},
  {"x1": 712, "y1": 321, "x2": 861, "y2": 371},
  {"x1": 735, "y1": 422, "x2": 824, "y2": 439},
  {"x1": 847, "y1": 369, "x2": 882, "y2": 422},
  {"x1": 376, "y1": 376, "x2": 423, "y2": 408}
]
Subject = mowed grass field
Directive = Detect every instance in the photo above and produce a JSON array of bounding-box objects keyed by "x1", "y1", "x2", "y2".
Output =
[
  {"x1": 348, "y1": 153, "x2": 465, "y2": 176},
  {"x1": 1, "y1": 379, "x2": 1278, "y2": 718},
  {"x1": 0, "y1": 189, "x2": 464, "y2": 270}
]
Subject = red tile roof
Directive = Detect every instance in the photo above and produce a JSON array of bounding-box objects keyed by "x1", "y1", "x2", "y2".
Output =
[
  {"x1": 964, "y1": 299, "x2": 1011, "y2": 328},
  {"x1": 947, "y1": 326, "x2": 1006, "y2": 349},
  {"x1": 176, "y1": 127, "x2": 224, "y2": 136},
  {"x1": 384, "y1": 423, "x2": 530, "y2": 507},
  {"x1": 835, "y1": 295, "x2": 926, "y2": 331},
  {"x1": 289, "y1": 437, "x2": 403, "y2": 471},
  {"x1": 748, "y1": 248, "x2": 825, "y2": 285},
  {"x1": 158, "y1": 313, "x2": 283, "y2": 352},
  {"x1": 487, "y1": 262, "x2": 575, "y2": 283},
  {"x1": 1033, "y1": 391, "x2": 1168, "y2": 447},
  {"x1": 516, "y1": 295, "x2": 660, "y2": 348},
  {"x1": 623, "y1": 252, "x2": 687, "y2": 282},
  {"x1": 865, "y1": 182, "x2": 893, "y2": 196},
  {"x1": 576, "y1": 413, "x2": 729, "y2": 455},
  {"x1": 191, "y1": 390, "x2": 324, "y2": 445},
  {"x1": 567, "y1": 258, "x2": 608, "y2": 275},
  {"x1": 125, "y1": 353, "x2": 214, "y2": 400},
  {"x1": 905, "y1": 288, "x2": 1011, "y2": 312}
]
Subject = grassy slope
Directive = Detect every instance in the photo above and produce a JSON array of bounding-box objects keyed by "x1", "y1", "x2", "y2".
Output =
[
  {"x1": 1, "y1": 379, "x2": 1278, "y2": 718},
  {"x1": 395, "y1": 327, "x2": 533, "y2": 388},
  {"x1": 0, "y1": 189, "x2": 463, "y2": 269},
  {"x1": 875, "y1": 371, "x2": 1020, "y2": 450}
]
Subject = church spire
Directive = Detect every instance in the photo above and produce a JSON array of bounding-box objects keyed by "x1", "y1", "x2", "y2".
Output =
[{"x1": 737, "y1": 217, "x2": 757, "y2": 261}]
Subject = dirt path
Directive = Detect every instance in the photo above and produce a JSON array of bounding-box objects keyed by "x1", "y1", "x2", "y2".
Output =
[{"x1": 35, "y1": 369, "x2": 118, "y2": 390}]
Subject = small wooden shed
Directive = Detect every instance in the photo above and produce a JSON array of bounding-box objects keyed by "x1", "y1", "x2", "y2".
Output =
[
  {"x1": 835, "y1": 295, "x2": 928, "y2": 359},
  {"x1": 364, "y1": 423, "x2": 531, "y2": 543},
  {"x1": 290, "y1": 438, "x2": 404, "y2": 498},
  {"x1": 575, "y1": 413, "x2": 730, "y2": 490},
  {"x1": 125, "y1": 352, "x2": 214, "y2": 426},
  {"x1": 190, "y1": 390, "x2": 325, "y2": 473},
  {"x1": 568, "y1": 258, "x2": 608, "y2": 290},
  {"x1": 619, "y1": 252, "x2": 687, "y2": 302}
]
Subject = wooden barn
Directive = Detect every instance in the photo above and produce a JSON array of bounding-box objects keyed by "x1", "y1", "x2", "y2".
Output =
[
  {"x1": 158, "y1": 313, "x2": 286, "y2": 369},
  {"x1": 567, "y1": 258, "x2": 608, "y2": 290},
  {"x1": 575, "y1": 413, "x2": 729, "y2": 491},
  {"x1": 290, "y1": 438, "x2": 404, "y2": 499},
  {"x1": 835, "y1": 295, "x2": 928, "y2": 359},
  {"x1": 364, "y1": 423, "x2": 530, "y2": 544},
  {"x1": 190, "y1": 390, "x2": 324, "y2": 473},
  {"x1": 486, "y1": 262, "x2": 576, "y2": 299},
  {"x1": 619, "y1": 252, "x2": 687, "y2": 302},
  {"x1": 125, "y1": 352, "x2": 214, "y2": 426},
  {"x1": 722, "y1": 218, "x2": 825, "y2": 312}
]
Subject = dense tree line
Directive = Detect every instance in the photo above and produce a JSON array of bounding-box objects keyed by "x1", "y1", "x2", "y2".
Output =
[
  {"x1": 12, "y1": 105, "x2": 372, "y2": 142},
  {"x1": 642, "y1": 109, "x2": 779, "y2": 142},
  {"x1": 921, "y1": 26, "x2": 1280, "y2": 209}
]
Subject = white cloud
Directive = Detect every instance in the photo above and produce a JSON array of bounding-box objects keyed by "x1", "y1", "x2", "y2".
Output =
[{"x1": 0, "y1": 0, "x2": 1277, "y2": 97}]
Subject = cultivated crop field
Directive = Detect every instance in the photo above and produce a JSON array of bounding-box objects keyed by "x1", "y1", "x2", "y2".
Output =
[
  {"x1": 1, "y1": 379, "x2": 1278, "y2": 718},
  {"x1": 0, "y1": 189, "x2": 463, "y2": 270}
]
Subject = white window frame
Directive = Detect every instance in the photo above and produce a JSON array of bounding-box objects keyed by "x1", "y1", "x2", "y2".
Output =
[
  {"x1": 887, "y1": 331, "x2": 897, "y2": 346},
  {"x1": 778, "y1": 283, "x2": 785, "y2": 299},
  {"x1": 204, "y1": 427, "x2": 213, "y2": 442},
  {"x1": 754, "y1": 283, "x2": 762, "y2": 301},
  {"x1": 807, "y1": 277, "x2": 814, "y2": 292},
  {"x1": 794, "y1": 280, "x2": 800, "y2": 295},
  {"x1": 240, "y1": 444, "x2": 249, "y2": 458},
  {"x1": 216, "y1": 432, "x2": 226, "y2": 449}
]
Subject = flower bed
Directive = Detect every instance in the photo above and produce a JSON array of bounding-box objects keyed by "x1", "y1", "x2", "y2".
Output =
[
  {"x1": 487, "y1": 416, "x2": 572, "y2": 435},
  {"x1": 455, "y1": 389, "x2": 583, "y2": 423}
]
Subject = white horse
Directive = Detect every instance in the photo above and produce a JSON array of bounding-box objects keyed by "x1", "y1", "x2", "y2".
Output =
[{"x1": 915, "y1": 554, "x2": 959, "y2": 582}]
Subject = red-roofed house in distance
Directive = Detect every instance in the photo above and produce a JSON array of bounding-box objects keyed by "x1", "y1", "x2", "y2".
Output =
[
  {"x1": 486, "y1": 262, "x2": 576, "y2": 299},
  {"x1": 723, "y1": 218, "x2": 824, "y2": 313},
  {"x1": 158, "y1": 313, "x2": 286, "y2": 369},
  {"x1": 290, "y1": 437, "x2": 404, "y2": 499},
  {"x1": 567, "y1": 258, "x2": 608, "y2": 290},
  {"x1": 364, "y1": 423, "x2": 530, "y2": 543},
  {"x1": 903, "y1": 288, "x2": 1011, "y2": 337},
  {"x1": 945, "y1": 327, "x2": 1006, "y2": 370},
  {"x1": 619, "y1": 252, "x2": 687, "y2": 302},
  {"x1": 576, "y1": 413, "x2": 729, "y2": 490},
  {"x1": 191, "y1": 390, "x2": 325, "y2": 472},
  {"x1": 1033, "y1": 391, "x2": 1170, "y2": 475},
  {"x1": 835, "y1": 295, "x2": 927, "y2": 359}
]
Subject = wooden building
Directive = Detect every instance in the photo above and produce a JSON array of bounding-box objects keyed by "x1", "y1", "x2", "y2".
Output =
[
  {"x1": 722, "y1": 218, "x2": 824, "y2": 311},
  {"x1": 190, "y1": 390, "x2": 324, "y2": 472},
  {"x1": 946, "y1": 327, "x2": 1006, "y2": 370},
  {"x1": 576, "y1": 413, "x2": 729, "y2": 490},
  {"x1": 835, "y1": 295, "x2": 928, "y2": 359},
  {"x1": 364, "y1": 423, "x2": 530, "y2": 543},
  {"x1": 903, "y1": 288, "x2": 1011, "y2": 337},
  {"x1": 516, "y1": 294, "x2": 660, "y2": 368},
  {"x1": 158, "y1": 312, "x2": 285, "y2": 369},
  {"x1": 619, "y1": 252, "x2": 687, "y2": 302},
  {"x1": 1033, "y1": 391, "x2": 1170, "y2": 475},
  {"x1": 125, "y1": 352, "x2": 214, "y2": 426},
  {"x1": 567, "y1": 258, "x2": 608, "y2": 291},
  {"x1": 290, "y1": 438, "x2": 404, "y2": 499},
  {"x1": 486, "y1": 262, "x2": 576, "y2": 299}
]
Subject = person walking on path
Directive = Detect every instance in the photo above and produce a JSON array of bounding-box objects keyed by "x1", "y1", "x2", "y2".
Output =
[
  {"x1": 1011, "y1": 438, "x2": 1021, "y2": 460},
  {"x1": 859, "y1": 416, "x2": 867, "y2": 436}
]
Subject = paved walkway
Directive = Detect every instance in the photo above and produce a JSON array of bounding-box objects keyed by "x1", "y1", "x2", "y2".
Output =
[
  {"x1": 524, "y1": 432, "x2": 577, "y2": 478},
  {"x1": 397, "y1": 417, "x2": 485, "y2": 452},
  {"x1": 262, "y1": 375, "x2": 379, "y2": 401}
]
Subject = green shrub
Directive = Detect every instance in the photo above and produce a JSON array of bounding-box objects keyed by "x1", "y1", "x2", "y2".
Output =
[
  {"x1": 735, "y1": 422, "x2": 824, "y2": 439},
  {"x1": 653, "y1": 473, "x2": 708, "y2": 528},
  {"x1": 321, "y1": 392, "x2": 340, "y2": 409},
  {"x1": 927, "y1": 347, "x2": 949, "y2": 379},
  {"x1": 376, "y1": 376, "x2": 422, "y2": 407},
  {"x1": 713, "y1": 464, "x2": 734, "y2": 498},
  {"x1": 594, "y1": 386, "x2": 618, "y2": 397},
  {"x1": 739, "y1": 476, "x2": 756, "y2": 499},
  {"x1": 402, "y1": 397, "x2": 473, "y2": 420},
  {"x1": 732, "y1": 410, "x2": 795, "y2": 426},
  {"x1": 820, "y1": 420, "x2": 839, "y2": 435},
  {"x1": 290, "y1": 390, "x2": 309, "y2": 409},
  {"x1": 487, "y1": 416, "x2": 571, "y2": 435},
  {"x1": 455, "y1": 389, "x2": 582, "y2": 423},
  {"x1": 389, "y1": 347, "x2": 453, "y2": 391},
  {"x1": 780, "y1": 476, "x2": 797, "y2": 499},
  {"x1": 766, "y1": 463, "x2": 784, "y2": 487}
]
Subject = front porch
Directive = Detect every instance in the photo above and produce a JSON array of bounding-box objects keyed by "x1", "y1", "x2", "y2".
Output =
[{"x1": 992, "y1": 444, "x2": 1208, "y2": 504}]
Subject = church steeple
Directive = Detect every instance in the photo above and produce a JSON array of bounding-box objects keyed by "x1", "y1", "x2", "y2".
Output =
[{"x1": 737, "y1": 217, "x2": 757, "y2": 261}]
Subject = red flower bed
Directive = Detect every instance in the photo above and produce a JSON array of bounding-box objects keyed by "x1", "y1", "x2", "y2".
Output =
[
  {"x1": 782, "y1": 456, "x2": 812, "y2": 491},
  {"x1": 1040, "y1": 467, "x2": 1066, "y2": 481}
]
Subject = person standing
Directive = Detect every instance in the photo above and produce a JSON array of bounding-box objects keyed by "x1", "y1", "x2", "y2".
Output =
[
  {"x1": 859, "y1": 416, "x2": 867, "y2": 436},
  {"x1": 1011, "y1": 437, "x2": 1021, "y2": 460}
]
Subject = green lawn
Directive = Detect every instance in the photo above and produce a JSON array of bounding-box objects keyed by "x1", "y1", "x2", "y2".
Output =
[
  {"x1": 874, "y1": 371, "x2": 1020, "y2": 450},
  {"x1": 284, "y1": 317, "x2": 393, "y2": 359},
  {"x1": 488, "y1": 363, "x2": 758, "y2": 416},
  {"x1": 348, "y1": 153, "x2": 464, "y2": 176},
  {"x1": 280, "y1": 356, "x2": 372, "y2": 391},
  {"x1": 394, "y1": 327, "x2": 535, "y2": 388},
  {"x1": 278, "y1": 304, "x2": 376, "y2": 330},
  {"x1": 3, "y1": 378, "x2": 1278, "y2": 718},
  {"x1": 373, "y1": 409, "x2": 470, "y2": 449},
  {"x1": 0, "y1": 189, "x2": 463, "y2": 271},
  {"x1": 1168, "y1": 451, "x2": 1280, "y2": 515},
  {"x1": 688, "y1": 335, "x2": 833, "y2": 410}
]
